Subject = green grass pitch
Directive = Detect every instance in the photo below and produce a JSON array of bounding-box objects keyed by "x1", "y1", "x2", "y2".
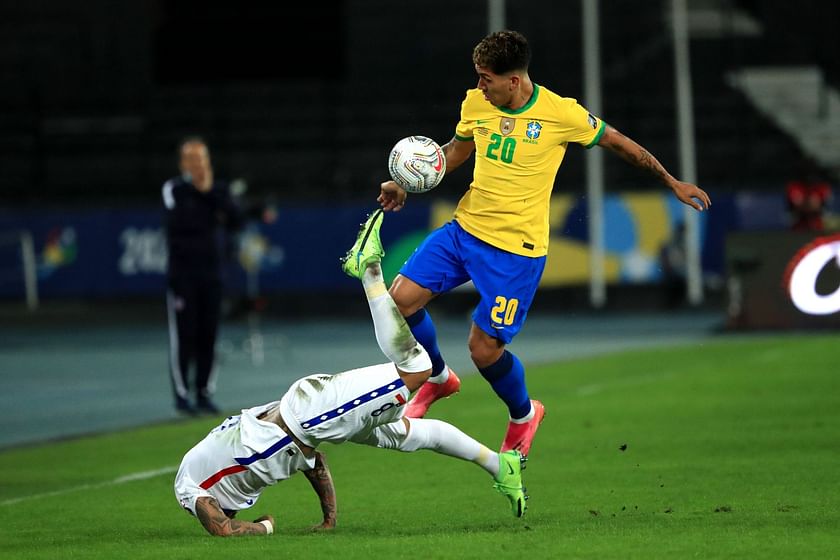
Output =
[{"x1": 0, "y1": 334, "x2": 837, "y2": 559}]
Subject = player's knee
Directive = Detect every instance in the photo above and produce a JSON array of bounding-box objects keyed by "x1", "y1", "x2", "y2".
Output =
[
  {"x1": 379, "y1": 418, "x2": 435, "y2": 453},
  {"x1": 398, "y1": 418, "x2": 441, "y2": 453},
  {"x1": 396, "y1": 344, "x2": 433, "y2": 391},
  {"x1": 388, "y1": 275, "x2": 429, "y2": 316},
  {"x1": 468, "y1": 335, "x2": 504, "y2": 368},
  {"x1": 387, "y1": 279, "x2": 411, "y2": 313},
  {"x1": 367, "y1": 418, "x2": 411, "y2": 450}
]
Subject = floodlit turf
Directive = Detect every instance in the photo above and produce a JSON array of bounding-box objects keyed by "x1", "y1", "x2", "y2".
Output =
[{"x1": 0, "y1": 333, "x2": 837, "y2": 559}]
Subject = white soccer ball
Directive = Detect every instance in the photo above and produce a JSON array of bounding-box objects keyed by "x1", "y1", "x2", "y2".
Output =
[{"x1": 387, "y1": 136, "x2": 446, "y2": 193}]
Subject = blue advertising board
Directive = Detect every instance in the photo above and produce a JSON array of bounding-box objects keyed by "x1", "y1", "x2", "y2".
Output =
[{"x1": 0, "y1": 192, "x2": 790, "y2": 300}]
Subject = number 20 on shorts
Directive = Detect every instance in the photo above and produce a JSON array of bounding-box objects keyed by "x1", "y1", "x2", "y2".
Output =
[{"x1": 491, "y1": 296, "x2": 519, "y2": 326}]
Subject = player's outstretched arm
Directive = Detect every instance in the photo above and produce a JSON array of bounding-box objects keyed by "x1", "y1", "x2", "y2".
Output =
[
  {"x1": 440, "y1": 135, "x2": 475, "y2": 174},
  {"x1": 597, "y1": 125, "x2": 711, "y2": 212},
  {"x1": 378, "y1": 136, "x2": 475, "y2": 212},
  {"x1": 194, "y1": 496, "x2": 274, "y2": 537},
  {"x1": 302, "y1": 451, "x2": 337, "y2": 531}
]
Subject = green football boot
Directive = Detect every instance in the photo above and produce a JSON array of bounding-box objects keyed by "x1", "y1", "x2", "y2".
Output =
[
  {"x1": 341, "y1": 209, "x2": 385, "y2": 279},
  {"x1": 493, "y1": 450, "x2": 528, "y2": 518}
]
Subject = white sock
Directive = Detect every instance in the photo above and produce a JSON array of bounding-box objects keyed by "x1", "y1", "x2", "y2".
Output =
[
  {"x1": 362, "y1": 265, "x2": 431, "y2": 373},
  {"x1": 510, "y1": 402, "x2": 535, "y2": 423},
  {"x1": 428, "y1": 366, "x2": 450, "y2": 384},
  {"x1": 401, "y1": 418, "x2": 499, "y2": 478}
]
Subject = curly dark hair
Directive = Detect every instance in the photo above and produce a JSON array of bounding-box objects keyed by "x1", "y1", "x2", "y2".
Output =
[{"x1": 472, "y1": 30, "x2": 531, "y2": 74}]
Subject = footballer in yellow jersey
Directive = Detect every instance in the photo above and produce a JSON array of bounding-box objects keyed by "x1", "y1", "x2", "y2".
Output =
[{"x1": 378, "y1": 30, "x2": 710, "y2": 458}]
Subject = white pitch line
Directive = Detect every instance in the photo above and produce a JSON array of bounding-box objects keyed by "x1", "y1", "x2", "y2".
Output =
[{"x1": 0, "y1": 465, "x2": 177, "y2": 506}]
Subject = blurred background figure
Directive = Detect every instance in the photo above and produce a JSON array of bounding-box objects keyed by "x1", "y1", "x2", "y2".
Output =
[
  {"x1": 785, "y1": 158, "x2": 834, "y2": 232},
  {"x1": 163, "y1": 137, "x2": 247, "y2": 415}
]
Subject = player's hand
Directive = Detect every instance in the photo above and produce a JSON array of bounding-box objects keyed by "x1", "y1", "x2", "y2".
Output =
[
  {"x1": 671, "y1": 181, "x2": 711, "y2": 212},
  {"x1": 254, "y1": 514, "x2": 275, "y2": 534},
  {"x1": 378, "y1": 180, "x2": 408, "y2": 212},
  {"x1": 310, "y1": 518, "x2": 336, "y2": 532}
]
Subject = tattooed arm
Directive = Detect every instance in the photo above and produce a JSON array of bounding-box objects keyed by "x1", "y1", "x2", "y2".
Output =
[
  {"x1": 302, "y1": 451, "x2": 338, "y2": 530},
  {"x1": 194, "y1": 496, "x2": 274, "y2": 537},
  {"x1": 597, "y1": 125, "x2": 711, "y2": 212}
]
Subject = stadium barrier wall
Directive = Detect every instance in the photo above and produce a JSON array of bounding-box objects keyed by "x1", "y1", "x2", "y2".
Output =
[{"x1": 0, "y1": 191, "x2": 824, "y2": 302}]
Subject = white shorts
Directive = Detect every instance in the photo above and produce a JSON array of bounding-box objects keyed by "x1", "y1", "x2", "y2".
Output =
[{"x1": 279, "y1": 362, "x2": 411, "y2": 448}]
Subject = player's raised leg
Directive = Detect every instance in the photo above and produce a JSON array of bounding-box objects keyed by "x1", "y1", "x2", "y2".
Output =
[{"x1": 342, "y1": 210, "x2": 432, "y2": 383}]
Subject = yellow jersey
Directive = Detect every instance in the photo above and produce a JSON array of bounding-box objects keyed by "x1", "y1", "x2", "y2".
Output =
[{"x1": 453, "y1": 84, "x2": 605, "y2": 256}]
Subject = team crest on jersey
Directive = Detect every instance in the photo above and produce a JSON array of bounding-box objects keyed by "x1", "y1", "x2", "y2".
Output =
[
  {"x1": 500, "y1": 117, "x2": 516, "y2": 136},
  {"x1": 526, "y1": 121, "x2": 542, "y2": 140}
]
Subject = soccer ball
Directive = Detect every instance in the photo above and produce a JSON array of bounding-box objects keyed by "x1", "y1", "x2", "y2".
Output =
[{"x1": 387, "y1": 136, "x2": 446, "y2": 193}]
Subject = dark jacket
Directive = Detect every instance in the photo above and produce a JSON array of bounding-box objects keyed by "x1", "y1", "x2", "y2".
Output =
[{"x1": 162, "y1": 175, "x2": 245, "y2": 278}]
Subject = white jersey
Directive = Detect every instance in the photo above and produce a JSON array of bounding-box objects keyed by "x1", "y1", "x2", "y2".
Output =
[
  {"x1": 175, "y1": 362, "x2": 410, "y2": 514},
  {"x1": 174, "y1": 402, "x2": 315, "y2": 516}
]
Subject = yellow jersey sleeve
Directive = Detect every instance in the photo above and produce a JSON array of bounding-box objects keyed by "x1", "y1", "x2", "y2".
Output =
[
  {"x1": 454, "y1": 93, "x2": 477, "y2": 141},
  {"x1": 556, "y1": 97, "x2": 605, "y2": 148}
]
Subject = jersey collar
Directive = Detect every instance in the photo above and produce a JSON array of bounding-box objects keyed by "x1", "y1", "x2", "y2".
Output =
[{"x1": 499, "y1": 83, "x2": 540, "y2": 115}]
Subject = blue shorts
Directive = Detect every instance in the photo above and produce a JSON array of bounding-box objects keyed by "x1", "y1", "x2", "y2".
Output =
[{"x1": 399, "y1": 220, "x2": 546, "y2": 344}]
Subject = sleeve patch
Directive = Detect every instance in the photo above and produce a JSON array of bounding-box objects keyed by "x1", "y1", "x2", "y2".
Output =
[{"x1": 585, "y1": 120, "x2": 606, "y2": 149}]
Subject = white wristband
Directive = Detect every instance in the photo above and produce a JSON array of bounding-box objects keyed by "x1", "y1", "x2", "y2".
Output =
[{"x1": 259, "y1": 519, "x2": 274, "y2": 535}]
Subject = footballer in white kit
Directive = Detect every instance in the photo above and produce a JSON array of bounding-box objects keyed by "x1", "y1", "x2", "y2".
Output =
[
  {"x1": 175, "y1": 363, "x2": 412, "y2": 516},
  {"x1": 174, "y1": 210, "x2": 529, "y2": 537}
]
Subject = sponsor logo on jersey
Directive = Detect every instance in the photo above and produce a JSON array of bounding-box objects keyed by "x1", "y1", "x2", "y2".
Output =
[
  {"x1": 500, "y1": 117, "x2": 516, "y2": 136},
  {"x1": 588, "y1": 113, "x2": 598, "y2": 129}
]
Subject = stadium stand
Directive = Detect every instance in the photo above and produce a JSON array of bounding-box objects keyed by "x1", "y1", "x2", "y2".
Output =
[{"x1": 0, "y1": 1, "x2": 834, "y2": 205}]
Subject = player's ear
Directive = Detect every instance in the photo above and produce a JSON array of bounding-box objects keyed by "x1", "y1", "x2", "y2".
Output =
[{"x1": 509, "y1": 74, "x2": 519, "y2": 90}]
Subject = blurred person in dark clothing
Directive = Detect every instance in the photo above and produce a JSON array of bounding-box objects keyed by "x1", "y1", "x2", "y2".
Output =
[{"x1": 162, "y1": 137, "x2": 271, "y2": 415}]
